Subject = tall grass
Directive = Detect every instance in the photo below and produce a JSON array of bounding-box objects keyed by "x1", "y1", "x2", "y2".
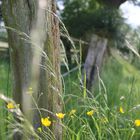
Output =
[
  {"x1": 1, "y1": 50, "x2": 140, "y2": 139},
  {"x1": 1, "y1": 34, "x2": 140, "y2": 140},
  {"x1": 61, "y1": 52, "x2": 140, "y2": 140},
  {"x1": 0, "y1": 59, "x2": 11, "y2": 140}
]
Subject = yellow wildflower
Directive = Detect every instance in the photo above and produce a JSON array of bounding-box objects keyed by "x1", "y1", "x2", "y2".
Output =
[
  {"x1": 41, "y1": 117, "x2": 51, "y2": 127},
  {"x1": 27, "y1": 87, "x2": 33, "y2": 95},
  {"x1": 37, "y1": 127, "x2": 42, "y2": 132},
  {"x1": 56, "y1": 113, "x2": 65, "y2": 119},
  {"x1": 7, "y1": 102, "x2": 15, "y2": 109},
  {"x1": 119, "y1": 107, "x2": 124, "y2": 113},
  {"x1": 134, "y1": 119, "x2": 140, "y2": 127},
  {"x1": 69, "y1": 109, "x2": 76, "y2": 116},
  {"x1": 87, "y1": 110, "x2": 94, "y2": 116}
]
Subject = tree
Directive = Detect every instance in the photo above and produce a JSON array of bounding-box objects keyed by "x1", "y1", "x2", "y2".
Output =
[
  {"x1": 62, "y1": 0, "x2": 126, "y2": 92},
  {"x1": 2, "y1": 0, "x2": 62, "y2": 139}
]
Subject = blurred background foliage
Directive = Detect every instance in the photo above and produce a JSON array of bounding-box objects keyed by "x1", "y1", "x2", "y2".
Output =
[
  {"x1": 62, "y1": 0, "x2": 124, "y2": 40},
  {"x1": 60, "y1": 0, "x2": 140, "y2": 64}
]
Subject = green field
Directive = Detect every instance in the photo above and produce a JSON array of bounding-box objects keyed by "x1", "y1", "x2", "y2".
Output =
[
  {"x1": 0, "y1": 59, "x2": 11, "y2": 140},
  {"x1": 1, "y1": 51, "x2": 140, "y2": 139},
  {"x1": 62, "y1": 51, "x2": 140, "y2": 140}
]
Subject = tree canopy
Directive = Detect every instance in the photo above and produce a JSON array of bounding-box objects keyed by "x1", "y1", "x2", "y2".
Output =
[{"x1": 61, "y1": 0, "x2": 124, "y2": 40}]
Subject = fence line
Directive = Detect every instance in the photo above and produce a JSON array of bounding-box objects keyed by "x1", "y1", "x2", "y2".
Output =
[
  {"x1": 61, "y1": 33, "x2": 89, "y2": 45},
  {"x1": 62, "y1": 64, "x2": 84, "y2": 77}
]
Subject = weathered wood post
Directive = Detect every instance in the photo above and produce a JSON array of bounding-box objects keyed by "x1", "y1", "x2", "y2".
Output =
[{"x1": 82, "y1": 34, "x2": 108, "y2": 96}]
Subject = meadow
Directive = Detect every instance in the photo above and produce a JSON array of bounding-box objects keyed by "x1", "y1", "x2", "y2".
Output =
[{"x1": 1, "y1": 48, "x2": 140, "y2": 140}]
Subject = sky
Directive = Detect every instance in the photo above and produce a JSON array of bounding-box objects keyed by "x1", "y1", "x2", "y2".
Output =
[{"x1": 120, "y1": 1, "x2": 140, "y2": 28}]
